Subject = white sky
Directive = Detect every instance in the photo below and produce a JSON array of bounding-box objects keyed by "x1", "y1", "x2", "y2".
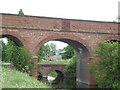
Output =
[
  {"x1": 0, "y1": 0, "x2": 119, "y2": 21},
  {"x1": 45, "y1": 41, "x2": 68, "y2": 50},
  {"x1": 0, "y1": 0, "x2": 119, "y2": 49}
]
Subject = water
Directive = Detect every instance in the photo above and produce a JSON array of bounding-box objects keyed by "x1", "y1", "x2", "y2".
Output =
[
  {"x1": 47, "y1": 76, "x2": 55, "y2": 83},
  {"x1": 38, "y1": 75, "x2": 94, "y2": 89}
]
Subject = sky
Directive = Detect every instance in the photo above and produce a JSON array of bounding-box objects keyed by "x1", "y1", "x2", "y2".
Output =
[
  {"x1": 0, "y1": 0, "x2": 119, "y2": 21},
  {"x1": 0, "y1": 0, "x2": 119, "y2": 49}
]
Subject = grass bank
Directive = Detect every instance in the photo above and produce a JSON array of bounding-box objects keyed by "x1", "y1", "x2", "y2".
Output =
[
  {"x1": 1, "y1": 66, "x2": 52, "y2": 88},
  {"x1": 39, "y1": 60, "x2": 70, "y2": 64}
]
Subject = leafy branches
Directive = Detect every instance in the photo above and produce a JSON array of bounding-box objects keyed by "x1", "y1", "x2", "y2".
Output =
[
  {"x1": 2, "y1": 39, "x2": 34, "y2": 73},
  {"x1": 91, "y1": 41, "x2": 120, "y2": 88},
  {"x1": 61, "y1": 45, "x2": 75, "y2": 59}
]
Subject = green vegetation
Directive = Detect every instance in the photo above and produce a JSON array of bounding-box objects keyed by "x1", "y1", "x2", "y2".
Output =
[
  {"x1": 38, "y1": 45, "x2": 49, "y2": 62},
  {"x1": 39, "y1": 60, "x2": 70, "y2": 64},
  {"x1": 61, "y1": 45, "x2": 75, "y2": 59},
  {"x1": 2, "y1": 39, "x2": 34, "y2": 73},
  {"x1": 38, "y1": 43, "x2": 56, "y2": 62},
  {"x1": 49, "y1": 71, "x2": 58, "y2": 78},
  {"x1": 18, "y1": 9, "x2": 24, "y2": 16},
  {"x1": 90, "y1": 41, "x2": 120, "y2": 88},
  {"x1": 64, "y1": 55, "x2": 76, "y2": 78},
  {"x1": 0, "y1": 40, "x2": 6, "y2": 60},
  {"x1": 2, "y1": 66, "x2": 51, "y2": 88}
]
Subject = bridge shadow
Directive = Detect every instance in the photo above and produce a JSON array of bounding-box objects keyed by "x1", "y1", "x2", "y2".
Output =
[{"x1": 52, "y1": 70, "x2": 64, "y2": 84}]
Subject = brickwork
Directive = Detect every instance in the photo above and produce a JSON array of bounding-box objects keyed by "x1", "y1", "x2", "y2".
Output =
[
  {"x1": 0, "y1": 13, "x2": 119, "y2": 85},
  {"x1": 37, "y1": 64, "x2": 66, "y2": 77}
]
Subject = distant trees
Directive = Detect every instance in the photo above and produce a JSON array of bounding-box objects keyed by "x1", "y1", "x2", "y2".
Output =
[
  {"x1": 118, "y1": 16, "x2": 120, "y2": 22},
  {"x1": 38, "y1": 45, "x2": 50, "y2": 62},
  {"x1": 61, "y1": 45, "x2": 75, "y2": 59},
  {"x1": 38, "y1": 43, "x2": 57, "y2": 62},
  {"x1": 18, "y1": 9, "x2": 24, "y2": 16},
  {"x1": 38, "y1": 43, "x2": 75, "y2": 61},
  {"x1": 48, "y1": 43, "x2": 57, "y2": 55}
]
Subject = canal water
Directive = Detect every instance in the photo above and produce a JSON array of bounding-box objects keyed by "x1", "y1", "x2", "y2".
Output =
[{"x1": 38, "y1": 76, "x2": 96, "y2": 89}]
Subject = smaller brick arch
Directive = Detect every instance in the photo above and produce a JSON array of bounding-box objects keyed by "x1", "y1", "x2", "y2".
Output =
[{"x1": 37, "y1": 64, "x2": 66, "y2": 77}]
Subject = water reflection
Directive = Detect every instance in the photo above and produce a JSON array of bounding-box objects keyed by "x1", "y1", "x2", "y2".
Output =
[
  {"x1": 38, "y1": 74, "x2": 95, "y2": 89},
  {"x1": 47, "y1": 76, "x2": 55, "y2": 83},
  {"x1": 38, "y1": 75, "x2": 76, "y2": 89}
]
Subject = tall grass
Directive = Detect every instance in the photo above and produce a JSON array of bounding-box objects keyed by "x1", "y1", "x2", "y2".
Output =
[{"x1": 2, "y1": 66, "x2": 52, "y2": 88}]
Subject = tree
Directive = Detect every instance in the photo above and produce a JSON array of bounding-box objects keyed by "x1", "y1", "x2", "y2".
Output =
[
  {"x1": 64, "y1": 55, "x2": 77, "y2": 78},
  {"x1": 118, "y1": 16, "x2": 120, "y2": 22},
  {"x1": 0, "y1": 40, "x2": 6, "y2": 60},
  {"x1": 38, "y1": 45, "x2": 50, "y2": 62},
  {"x1": 18, "y1": 9, "x2": 24, "y2": 16},
  {"x1": 91, "y1": 41, "x2": 120, "y2": 88},
  {"x1": 49, "y1": 43, "x2": 56, "y2": 55},
  {"x1": 3, "y1": 39, "x2": 34, "y2": 73},
  {"x1": 38, "y1": 43, "x2": 57, "y2": 62},
  {"x1": 2, "y1": 39, "x2": 14, "y2": 62},
  {"x1": 61, "y1": 45, "x2": 75, "y2": 59}
]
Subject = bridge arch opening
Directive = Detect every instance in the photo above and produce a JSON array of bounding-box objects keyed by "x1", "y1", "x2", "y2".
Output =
[
  {"x1": 36, "y1": 36, "x2": 91, "y2": 85},
  {"x1": 0, "y1": 34, "x2": 24, "y2": 47}
]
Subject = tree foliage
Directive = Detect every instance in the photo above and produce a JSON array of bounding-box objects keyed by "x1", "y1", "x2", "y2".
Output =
[
  {"x1": 2, "y1": 39, "x2": 34, "y2": 73},
  {"x1": 91, "y1": 41, "x2": 120, "y2": 88},
  {"x1": 38, "y1": 43, "x2": 56, "y2": 62},
  {"x1": 64, "y1": 55, "x2": 76, "y2": 78},
  {"x1": 48, "y1": 43, "x2": 56, "y2": 55},
  {"x1": 38, "y1": 45, "x2": 50, "y2": 62},
  {"x1": 61, "y1": 45, "x2": 75, "y2": 59},
  {"x1": 18, "y1": 9, "x2": 24, "y2": 16},
  {"x1": 0, "y1": 40, "x2": 6, "y2": 60}
]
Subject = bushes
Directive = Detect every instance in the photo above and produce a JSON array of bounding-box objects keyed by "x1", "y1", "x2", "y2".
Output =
[
  {"x1": 64, "y1": 55, "x2": 76, "y2": 78},
  {"x1": 2, "y1": 66, "x2": 51, "y2": 88},
  {"x1": 91, "y1": 41, "x2": 120, "y2": 88},
  {"x1": 61, "y1": 45, "x2": 75, "y2": 60},
  {"x1": 3, "y1": 40, "x2": 34, "y2": 73}
]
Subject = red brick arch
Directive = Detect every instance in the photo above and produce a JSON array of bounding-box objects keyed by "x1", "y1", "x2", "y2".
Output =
[
  {"x1": 1, "y1": 31, "x2": 28, "y2": 48},
  {"x1": 33, "y1": 34, "x2": 92, "y2": 56}
]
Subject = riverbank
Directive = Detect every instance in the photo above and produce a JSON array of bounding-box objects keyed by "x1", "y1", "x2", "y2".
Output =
[{"x1": 1, "y1": 66, "x2": 52, "y2": 88}]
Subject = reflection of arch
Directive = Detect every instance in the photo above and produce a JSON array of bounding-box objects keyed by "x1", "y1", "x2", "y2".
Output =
[
  {"x1": 0, "y1": 31, "x2": 27, "y2": 47},
  {"x1": 33, "y1": 34, "x2": 91, "y2": 55}
]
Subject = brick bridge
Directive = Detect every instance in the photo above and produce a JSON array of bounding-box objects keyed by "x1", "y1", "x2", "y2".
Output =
[
  {"x1": 0, "y1": 13, "x2": 119, "y2": 85},
  {"x1": 37, "y1": 64, "x2": 66, "y2": 77}
]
